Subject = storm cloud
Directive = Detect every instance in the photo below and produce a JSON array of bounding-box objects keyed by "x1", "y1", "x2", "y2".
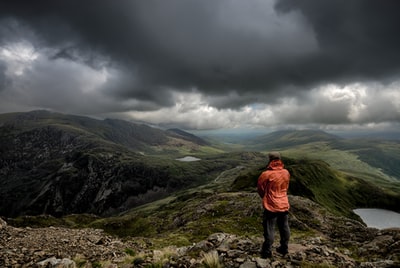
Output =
[{"x1": 0, "y1": 0, "x2": 399, "y2": 130}]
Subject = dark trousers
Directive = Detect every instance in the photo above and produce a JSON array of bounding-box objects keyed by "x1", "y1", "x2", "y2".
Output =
[{"x1": 261, "y1": 209, "x2": 290, "y2": 254}]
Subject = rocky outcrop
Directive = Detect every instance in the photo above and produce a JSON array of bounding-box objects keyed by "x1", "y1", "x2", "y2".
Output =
[
  {"x1": 1, "y1": 196, "x2": 399, "y2": 268},
  {"x1": 0, "y1": 217, "x2": 141, "y2": 267}
]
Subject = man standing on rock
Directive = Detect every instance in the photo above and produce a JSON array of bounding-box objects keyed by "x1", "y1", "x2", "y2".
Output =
[{"x1": 257, "y1": 151, "x2": 290, "y2": 258}]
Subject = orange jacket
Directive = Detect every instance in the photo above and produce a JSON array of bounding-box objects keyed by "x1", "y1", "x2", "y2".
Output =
[{"x1": 257, "y1": 159, "x2": 290, "y2": 212}]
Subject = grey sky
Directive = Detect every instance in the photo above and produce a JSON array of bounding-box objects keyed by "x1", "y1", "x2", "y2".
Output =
[{"x1": 0, "y1": 0, "x2": 399, "y2": 130}]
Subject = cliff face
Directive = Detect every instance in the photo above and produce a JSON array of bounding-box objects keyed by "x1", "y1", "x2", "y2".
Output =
[
  {"x1": 1, "y1": 196, "x2": 399, "y2": 267},
  {"x1": 0, "y1": 130, "x2": 162, "y2": 216}
]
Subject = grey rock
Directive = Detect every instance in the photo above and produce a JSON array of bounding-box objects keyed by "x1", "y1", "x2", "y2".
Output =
[
  {"x1": 0, "y1": 218, "x2": 6, "y2": 229},
  {"x1": 239, "y1": 261, "x2": 257, "y2": 268},
  {"x1": 36, "y1": 257, "x2": 76, "y2": 268}
]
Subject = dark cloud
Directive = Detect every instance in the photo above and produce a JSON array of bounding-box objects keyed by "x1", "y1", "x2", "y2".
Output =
[
  {"x1": 99, "y1": 69, "x2": 177, "y2": 111},
  {"x1": 0, "y1": 0, "x2": 318, "y2": 105},
  {"x1": 1, "y1": 1, "x2": 400, "y2": 98},
  {"x1": 0, "y1": 0, "x2": 399, "y2": 129},
  {"x1": 275, "y1": 0, "x2": 400, "y2": 82},
  {"x1": 0, "y1": 62, "x2": 9, "y2": 90}
]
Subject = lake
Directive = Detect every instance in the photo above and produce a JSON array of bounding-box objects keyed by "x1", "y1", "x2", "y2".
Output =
[
  {"x1": 353, "y1": 208, "x2": 400, "y2": 229},
  {"x1": 176, "y1": 156, "x2": 201, "y2": 162}
]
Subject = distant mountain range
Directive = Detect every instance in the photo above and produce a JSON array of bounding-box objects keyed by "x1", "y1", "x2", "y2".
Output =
[
  {"x1": 0, "y1": 110, "x2": 209, "y2": 152},
  {"x1": 243, "y1": 129, "x2": 400, "y2": 182},
  {"x1": 248, "y1": 129, "x2": 340, "y2": 148}
]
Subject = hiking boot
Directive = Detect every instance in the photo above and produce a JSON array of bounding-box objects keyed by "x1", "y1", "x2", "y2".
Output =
[
  {"x1": 276, "y1": 247, "x2": 288, "y2": 256},
  {"x1": 260, "y1": 251, "x2": 272, "y2": 259}
]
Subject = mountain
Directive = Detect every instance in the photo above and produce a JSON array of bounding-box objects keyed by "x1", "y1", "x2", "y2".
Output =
[
  {"x1": 247, "y1": 129, "x2": 341, "y2": 149},
  {"x1": 332, "y1": 137, "x2": 400, "y2": 181},
  {"x1": 246, "y1": 129, "x2": 400, "y2": 183},
  {"x1": 166, "y1": 128, "x2": 210, "y2": 146},
  {"x1": 0, "y1": 110, "x2": 209, "y2": 152},
  {"x1": 0, "y1": 110, "x2": 226, "y2": 217}
]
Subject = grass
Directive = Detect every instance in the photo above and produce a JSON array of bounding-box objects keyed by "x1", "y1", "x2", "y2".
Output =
[
  {"x1": 73, "y1": 257, "x2": 87, "y2": 268},
  {"x1": 124, "y1": 248, "x2": 136, "y2": 257},
  {"x1": 85, "y1": 188, "x2": 264, "y2": 249},
  {"x1": 281, "y1": 142, "x2": 400, "y2": 189},
  {"x1": 202, "y1": 251, "x2": 223, "y2": 268},
  {"x1": 299, "y1": 263, "x2": 336, "y2": 268}
]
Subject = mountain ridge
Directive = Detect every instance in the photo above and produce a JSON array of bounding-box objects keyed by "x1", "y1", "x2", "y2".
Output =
[
  {"x1": 0, "y1": 110, "x2": 210, "y2": 152},
  {"x1": 248, "y1": 129, "x2": 341, "y2": 149}
]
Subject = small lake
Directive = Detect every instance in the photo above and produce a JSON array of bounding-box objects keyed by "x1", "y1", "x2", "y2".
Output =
[
  {"x1": 176, "y1": 156, "x2": 201, "y2": 162},
  {"x1": 353, "y1": 208, "x2": 400, "y2": 229}
]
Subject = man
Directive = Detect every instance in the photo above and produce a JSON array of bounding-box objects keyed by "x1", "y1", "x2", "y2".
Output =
[{"x1": 257, "y1": 151, "x2": 290, "y2": 258}]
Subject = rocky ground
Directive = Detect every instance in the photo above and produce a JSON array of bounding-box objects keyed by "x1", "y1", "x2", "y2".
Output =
[{"x1": 1, "y1": 204, "x2": 399, "y2": 268}]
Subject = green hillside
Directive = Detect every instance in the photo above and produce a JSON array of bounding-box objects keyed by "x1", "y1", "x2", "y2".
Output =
[
  {"x1": 96, "y1": 157, "x2": 399, "y2": 244},
  {"x1": 243, "y1": 130, "x2": 400, "y2": 187},
  {"x1": 232, "y1": 158, "x2": 400, "y2": 217},
  {"x1": 9, "y1": 157, "x2": 400, "y2": 252},
  {"x1": 248, "y1": 129, "x2": 340, "y2": 149},
  {"x1": 332, "y1": 138, "x2": 400, "y2": 180}
]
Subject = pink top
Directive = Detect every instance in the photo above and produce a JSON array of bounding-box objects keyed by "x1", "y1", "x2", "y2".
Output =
[{"x1": 257, "y1": 159, "x2": 290, "y2": 212}]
